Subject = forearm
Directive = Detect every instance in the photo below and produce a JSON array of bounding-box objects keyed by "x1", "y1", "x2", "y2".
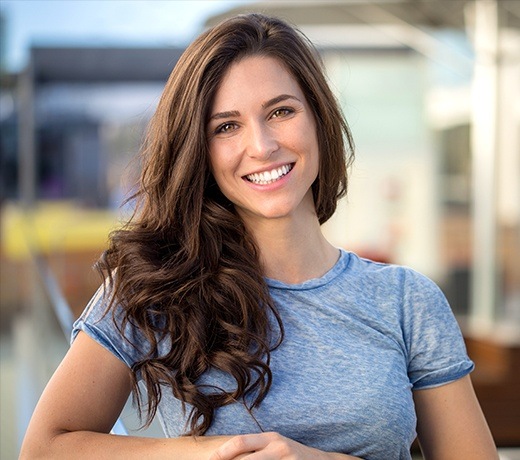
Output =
[{"x1": 20, "y1": 431, "x2": 234, "y2": 460}]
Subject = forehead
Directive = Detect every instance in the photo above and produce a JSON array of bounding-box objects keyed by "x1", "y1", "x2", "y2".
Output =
[{"x1": 211, "y1": 55, "x2": 305, "y2": 110}]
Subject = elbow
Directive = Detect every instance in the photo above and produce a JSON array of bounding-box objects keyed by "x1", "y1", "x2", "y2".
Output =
[
  {"x1": 19, "y1": 440, "x2": 48, "y2": 459},
  {"x1": 20, "y1": 429, "x2": 69, "y2": 459}
]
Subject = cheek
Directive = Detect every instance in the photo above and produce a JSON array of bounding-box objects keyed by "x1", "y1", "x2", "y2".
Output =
[
  {"x1": 209, "y1": 142, "x2": 237, "y2": 171},
  {"x1": 208, "y1": 147, "x2": 226, "y2": 179},
  {"x1": 310, "y1": 138, "x2": 321, "y2": 180},
  {"x1": 294, "y1": 116, "x2": 319, "y2": 152},
  {"x1": 208, "y1": 152, "x2": 238, "y2": 195}
]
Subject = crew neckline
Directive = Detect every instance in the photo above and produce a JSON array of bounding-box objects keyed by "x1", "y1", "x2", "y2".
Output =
[{"x1": 265, "y1": 249, "x2": 351, "y2": 290}]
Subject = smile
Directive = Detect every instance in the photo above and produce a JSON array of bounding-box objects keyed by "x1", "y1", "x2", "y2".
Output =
[{"x1": 245, "y1": 163, "x2": 294, "y2": 185}]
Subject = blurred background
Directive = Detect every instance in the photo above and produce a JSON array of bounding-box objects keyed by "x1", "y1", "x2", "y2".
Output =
[{"x1": 0, "y1": 0, "x2": 518, "y2": 458}]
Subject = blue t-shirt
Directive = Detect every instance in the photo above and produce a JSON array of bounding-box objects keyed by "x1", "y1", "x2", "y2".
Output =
[{"x1": 72, "y1": 250, "x2": 473, "y2": 459}]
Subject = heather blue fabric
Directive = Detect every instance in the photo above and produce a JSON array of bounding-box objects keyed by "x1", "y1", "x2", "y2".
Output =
[{"x1": 72, "y1": 250, "x2": 473, "y2": 459}]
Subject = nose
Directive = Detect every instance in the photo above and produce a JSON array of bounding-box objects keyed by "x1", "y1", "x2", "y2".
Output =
[{"x1": 245, "y1": 121, "x2": 278, "y2": 160}]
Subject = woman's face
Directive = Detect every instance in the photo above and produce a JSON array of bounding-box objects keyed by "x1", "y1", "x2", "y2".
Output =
[{"x1": 207, "y1": 55, "x2": 320, "y2": 226}]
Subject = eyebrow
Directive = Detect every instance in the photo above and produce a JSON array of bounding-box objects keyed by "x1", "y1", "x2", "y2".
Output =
[
  {"x1": 262, "y1": 94, "x2": 301, "y2": 109},
  {"x1": 209, "y1": 94, "x2": 302, "y2": 121},
  {"x1": 209, "y1": 110, "x2": 241, "y2": 121}
]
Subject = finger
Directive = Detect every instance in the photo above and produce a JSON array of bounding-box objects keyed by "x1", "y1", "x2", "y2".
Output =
[
  {"x1": 231, "y1": 451, "x2": 275, "y2": 460},
  {"x1": 209, "y1": 433, "x2": 270, "y2": 460}
]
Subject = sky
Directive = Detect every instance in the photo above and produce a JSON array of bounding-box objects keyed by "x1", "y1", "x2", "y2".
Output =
[{"x1": 0, "y1": 0, "x2": 251, "y2": 72}]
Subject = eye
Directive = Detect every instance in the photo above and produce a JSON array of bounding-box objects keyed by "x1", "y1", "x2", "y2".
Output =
[
  {"x1": 271, "y1": 107, "x2": 294, "y2": 119},
  {"x1": 215, "y1": 122, "x2": 238, "y2": 134}
]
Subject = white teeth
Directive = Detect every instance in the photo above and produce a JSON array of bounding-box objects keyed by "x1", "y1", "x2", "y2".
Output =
[{"x1": 246, "y1": 164, "x2": 293, "y2": 185}]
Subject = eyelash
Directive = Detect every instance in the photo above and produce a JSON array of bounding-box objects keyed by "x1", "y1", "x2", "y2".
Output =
[
  {"x1": 215, "y1": 122, "x2": 237, "y2": 134},
  {"x1": 271, "y1": 107, "x2": 294, "y2": 118},
  {"x1": 213, "y1": 107, "x2": 295, "y2": 135}
]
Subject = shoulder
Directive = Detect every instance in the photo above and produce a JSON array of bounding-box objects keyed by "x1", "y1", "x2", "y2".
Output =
[
  {"x1": 72, "y1": 283, "x2": 154, "y2": 368},
  {"x1": 342, "y1": 251, "x2": 454, "y2": 335},
  {"x1": 345, "y1": 251, "x2": 441, "y2": 298}
]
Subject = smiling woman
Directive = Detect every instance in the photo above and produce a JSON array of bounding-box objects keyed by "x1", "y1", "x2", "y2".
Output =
[
  {"x1": 20, "y1": 13, "x2": 497, "y2": 460},
  {"x1": 207, "y1": 56, "x2": 320, "y2": 227}
]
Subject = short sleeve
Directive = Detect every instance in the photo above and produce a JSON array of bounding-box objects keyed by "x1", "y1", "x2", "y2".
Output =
[
  {"x1": 72, "y1": 285, "x2": 152, "y2": 369},
  {"x1": 402, "y1": 269, "x2": 474, "y2": 390}
]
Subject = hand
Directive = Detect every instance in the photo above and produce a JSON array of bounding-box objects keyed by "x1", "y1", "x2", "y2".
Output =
[{"x1": 208, "y1": 432, "x2": 356, "y2": 460}]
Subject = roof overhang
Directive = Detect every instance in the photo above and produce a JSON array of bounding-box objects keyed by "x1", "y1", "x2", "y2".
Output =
[{"x1": 205, "y1": 0, "x2": 520, "y2": 31}]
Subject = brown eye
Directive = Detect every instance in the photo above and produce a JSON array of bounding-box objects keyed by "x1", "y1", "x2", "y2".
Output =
[
  {"x1": 216, "y1": 122, "x2": 237, "y2": 134},
  {"x1": 271, "y1": 108, "x2": 293, "y2": 118}
]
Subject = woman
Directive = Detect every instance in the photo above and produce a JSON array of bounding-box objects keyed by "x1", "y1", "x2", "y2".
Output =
[{"x1": 21, "y1": 13, "x2": 497, "y2": 460}]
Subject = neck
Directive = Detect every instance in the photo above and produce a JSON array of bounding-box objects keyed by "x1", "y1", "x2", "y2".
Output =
[{"x1": 243, "y1": 213, "x2": 339, "y2": 284}]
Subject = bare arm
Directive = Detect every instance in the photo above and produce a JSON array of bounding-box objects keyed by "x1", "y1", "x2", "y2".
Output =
[
  {"x1": 208, "y1": 432, "x2": 361, "y2": 460},
  {"x1": 413, "y1": 375, "x2": 498, "y2": 460},
  {"x1": 20, "y1": 331, "x2": 235, "y2": 459}
]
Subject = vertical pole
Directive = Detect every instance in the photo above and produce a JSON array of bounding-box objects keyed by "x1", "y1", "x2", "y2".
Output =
[
  {"x1": 17, "y1": 58, "x2": 36, "y2": 209},
  {"x1": 470, "y1": 0, "x2": 500, "y2": 331}
]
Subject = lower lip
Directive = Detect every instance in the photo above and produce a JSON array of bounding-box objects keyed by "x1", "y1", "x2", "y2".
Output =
[{"x1": 243, "y1": 166, "x2": 293, "y2": 191}]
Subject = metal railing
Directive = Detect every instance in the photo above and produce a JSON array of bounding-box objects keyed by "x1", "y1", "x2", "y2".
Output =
[
  {"x1": 30, "y1": 250, "x2": 130, "y2": 436},
  {"x1": 26, "y1": 245, "x2": 129, "y2": 436}
]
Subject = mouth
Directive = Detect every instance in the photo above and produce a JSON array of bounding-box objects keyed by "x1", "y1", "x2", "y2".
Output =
[{"x1": 244, "y1": 163, "x2": 294, "y2": 185}]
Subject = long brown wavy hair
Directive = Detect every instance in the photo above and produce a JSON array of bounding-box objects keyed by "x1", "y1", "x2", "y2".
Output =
[{"x1": 97, "y1": 13, "x2": 354, "y2": 436}]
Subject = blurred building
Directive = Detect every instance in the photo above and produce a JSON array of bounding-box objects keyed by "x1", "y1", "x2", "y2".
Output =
[{"x1": 3, "y1": 47, "x2": 184, "y2": 206}]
